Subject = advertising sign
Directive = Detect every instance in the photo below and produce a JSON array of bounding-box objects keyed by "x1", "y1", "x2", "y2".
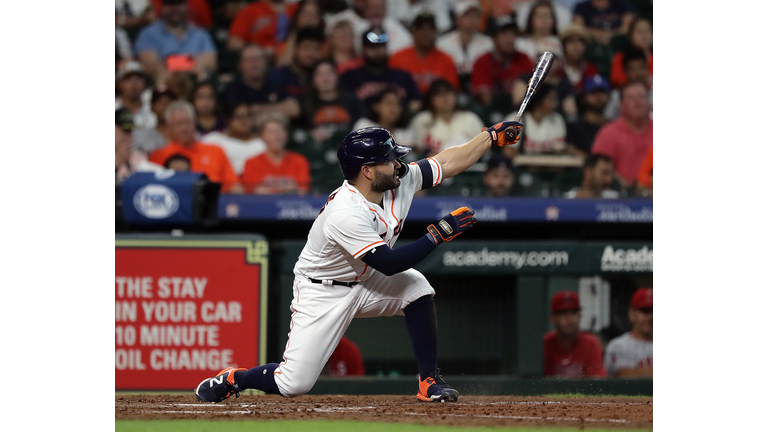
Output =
[{"x1": 115, "y1": 235, "x2": 268, "y2": 390}]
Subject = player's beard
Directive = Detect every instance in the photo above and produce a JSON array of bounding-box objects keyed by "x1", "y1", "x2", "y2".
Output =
[{"x1": 371, "y1": 168, "x2": 400, "y2": 193}]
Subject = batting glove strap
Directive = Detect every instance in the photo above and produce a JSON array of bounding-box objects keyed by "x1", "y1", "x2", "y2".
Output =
[
  {"x1": 426, "y1": 207, "x2": 477, "y2": 245},
  {"x1": 483, "y1": 121, "x2": 523, "y2": 147}
]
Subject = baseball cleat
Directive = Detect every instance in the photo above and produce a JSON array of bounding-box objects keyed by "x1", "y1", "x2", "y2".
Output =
[
  {"x1": 195, "y1": 367, "x2": 246, "y2": 403},
  {"x1": 416, "y1": 369, "x2": 459, "y2": 402}
]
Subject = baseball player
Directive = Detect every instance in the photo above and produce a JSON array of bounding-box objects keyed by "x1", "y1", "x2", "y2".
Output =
[
  {"x1": 195, "y1": 121, "x2": 523, "y2": 403},
  {"x1": 604, "y1": 288, "x2": 653, "y2": 377}
]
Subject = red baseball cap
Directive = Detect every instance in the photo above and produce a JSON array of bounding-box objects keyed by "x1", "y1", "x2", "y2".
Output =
[
  {"x1": 631, "y1": 288, "x2": 653, "y2": 308},
  {"x1": 551, "y1": 291, "x2": 581, "y2": 313}
]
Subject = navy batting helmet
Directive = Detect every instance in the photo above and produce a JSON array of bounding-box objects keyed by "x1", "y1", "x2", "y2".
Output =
[{"x1": 337, "y1": 127, "x2": 411, "y2": 180}]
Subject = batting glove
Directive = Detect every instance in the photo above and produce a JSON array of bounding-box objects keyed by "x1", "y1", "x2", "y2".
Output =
[
  {"x1": 426, "y1": 207, "x2": 477, "y2": 245},
  {"x1": 483, "y1": 121, "x2": 523, "y2": 147}
]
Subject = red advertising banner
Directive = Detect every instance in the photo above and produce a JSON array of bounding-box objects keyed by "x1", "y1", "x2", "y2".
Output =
[{"x1": 115, "y1": 235, "x2": 268, "y2": 390}]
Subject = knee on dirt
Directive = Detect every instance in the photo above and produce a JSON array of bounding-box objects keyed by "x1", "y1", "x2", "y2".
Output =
[{"x1": 279, "y1": 380, "x2": 314, "y2": 398}]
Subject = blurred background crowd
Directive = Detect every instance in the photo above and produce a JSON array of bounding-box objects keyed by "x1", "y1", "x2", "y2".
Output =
[{"x1": 115, "y1": 0, "x2": 653, "y2": 199}]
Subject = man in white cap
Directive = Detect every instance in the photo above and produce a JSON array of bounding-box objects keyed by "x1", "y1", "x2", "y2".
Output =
[{"x1": 436, "y1": 0, "x2": 493, "y2": 93}]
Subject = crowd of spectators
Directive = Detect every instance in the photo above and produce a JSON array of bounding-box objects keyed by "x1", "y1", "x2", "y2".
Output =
[{"x1": 116, "y1": 0, "x2": 653, "y2": 198}]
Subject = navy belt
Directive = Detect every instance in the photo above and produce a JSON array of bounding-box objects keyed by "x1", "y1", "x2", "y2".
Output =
[{"x1": 307, "y1": 277, "x2": 357, "y2": 287}]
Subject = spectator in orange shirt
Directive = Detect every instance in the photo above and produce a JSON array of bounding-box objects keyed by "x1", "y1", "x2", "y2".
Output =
[
  {"x1": 388, "y1": 11, "x2": 460, "y2": 95},
  {"x1": 227, "y1": 0, "x2": 299, "y2": 56},
  {"x1": 242, "y1": 112, "x2": 311, "y2": 195},
  {"x1": 150, "y1": 100, "x2": 245, "y2": 193}
]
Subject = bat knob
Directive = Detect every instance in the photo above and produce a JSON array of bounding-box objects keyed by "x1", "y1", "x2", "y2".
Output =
[{"x1": 505, "y1": 128, "x2": 519, "y2": 141}]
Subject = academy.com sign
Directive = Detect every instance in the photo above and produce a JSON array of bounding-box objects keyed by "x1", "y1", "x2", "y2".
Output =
[
  {"x1": 601, "y1": 245, "x2": 653, "y2": 272},
  {"x1": 443, "y1": 248, "x2": 569, "y2": 268}
]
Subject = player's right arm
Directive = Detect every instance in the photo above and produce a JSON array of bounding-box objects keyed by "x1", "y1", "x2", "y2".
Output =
[
  {"x1": 361, "y1": 207, "x2": 476, "y2": 276},
  {"x1": 433, "y1": 121, "x2": 523, "y2": 179}
]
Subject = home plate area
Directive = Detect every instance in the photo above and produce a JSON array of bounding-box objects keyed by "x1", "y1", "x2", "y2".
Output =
[{"x1": 116, "y1": 394, "x2": 652, "y2": 429}]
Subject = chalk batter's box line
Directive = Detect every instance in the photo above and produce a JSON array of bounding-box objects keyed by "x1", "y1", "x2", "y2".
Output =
[
  {"x1": 150, "y1": 403, "x2": 635, "y2": 424},
  {"x1": 115, "y1": 239, "x2": 269, "y2": 366}
]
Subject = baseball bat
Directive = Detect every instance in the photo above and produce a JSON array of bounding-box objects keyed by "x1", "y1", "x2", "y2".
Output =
[{"x1": 512, "y1": 51, "x2": 555, "y2": 123}]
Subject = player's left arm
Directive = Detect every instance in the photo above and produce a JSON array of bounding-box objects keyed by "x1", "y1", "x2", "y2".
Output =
[{"x1": 433, "y1": 121, "x2": 523, "y2": 179}]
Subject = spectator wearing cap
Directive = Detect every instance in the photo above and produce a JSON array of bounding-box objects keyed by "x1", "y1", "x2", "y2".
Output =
[
  {"x1": 560, "y1": 24, "x2": 599, "y2": 92},
  {"x1": 134, "y1": 0, "x2": 217, "y2": 83},
  {"x1": 265, "y1": 27, "x2": 326, "y2": 107},
  {"x1": 150, "y1": 100, "x2": 244, "y2": 193},
  {"x1": 227, "y1": 0, "x2": 299, "y2": 54},
  {"x1": 133, "y1": 88, "x2": 178, "y2": 155},
  {"x1": 572, "y1": 0, "x2": 634, "y2": 47},
  {"x1": 436, "y1": 0, "x2": 493, "y2": 93},
  {"x1": 223, "y1": 45, "x2": 300, "y2": 121},
  {"x1": 483, "y1": 154, "x2": 515, "y2": 197},
  {"x1": 408, "y1": 79, "x2": 484, "y2": 156},
  {"x1": 470, "y1": 15, "x2": 534, "y2": 108},
  {"x1": 325, "y1": 0, "x2": 413, "y2": 56},
  {"x1": 514, "y1": 2, "x2": 563, "y2": 62},
  {"x1": 591, "y1": 81, "x2": 652, "y2": 187},
  {"x1": 565, "y1": 75, "x2": 610, "y2": 158},
  {"x1": 543, "y1": 291, "x2": 607, "y2": 378},
  {"x1": 604, "y1": 288, "x2": 652, "y2": 377},
  {"x1": 339, "y1": 28, "x2": 421, "y2": 116},
  {"x1": 115, "y1": 108, "x2": 164, "y2": 185},
  {"x1": 563, "y1": 153, "x2": 620, "y2": 198},
  {"x1": 388, "y1": 12, "x2": 460, "y2": 95},
  {"x1": 603, "y1": 47, "x2": 652, "y2": 121},
  {"x1": 115, "y1": 61, "x2": 155, "y2": 130},
  {"x1": 515, "y1": 0, "x2": 572, "y2": 33}
]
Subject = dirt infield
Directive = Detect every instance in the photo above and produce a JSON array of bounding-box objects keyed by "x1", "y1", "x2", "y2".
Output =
[{"x1": 116, "y1": 394, "x2": 652, "y2": 429}]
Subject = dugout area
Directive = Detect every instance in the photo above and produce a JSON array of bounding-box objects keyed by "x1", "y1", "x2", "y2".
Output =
[{"x1": 116, "y1": 218, "x2": 652, "y2": 397}]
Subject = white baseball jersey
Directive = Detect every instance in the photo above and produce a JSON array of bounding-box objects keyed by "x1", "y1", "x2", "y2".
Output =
[
  {"x1": 274, "y1": 157, "x2": 445, "y2": 398},
  {"x1": 293, "y1": 157, "x2": 444, "y2": 283},
  {"x1": 604, "y1": 332, "x2": 653, "y2": 376}
]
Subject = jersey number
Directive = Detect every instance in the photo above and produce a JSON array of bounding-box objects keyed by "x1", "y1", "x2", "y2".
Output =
[{"x1": 318, "y1": 191, "x2": 337, "y2": 216}]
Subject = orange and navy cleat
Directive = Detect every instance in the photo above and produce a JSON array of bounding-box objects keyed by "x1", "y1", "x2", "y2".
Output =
[
  {"x1": 416, "y1": 369, "x2": 459, "y2": 402},
  {"x1": 195, "y1": 367, "x2": 247, "y2": 403}
]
